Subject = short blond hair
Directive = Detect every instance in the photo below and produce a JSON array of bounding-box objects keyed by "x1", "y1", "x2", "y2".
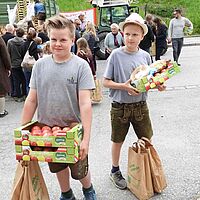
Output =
[{"x1": 45, "y1": 14, "x2": 75, "y2": 38}]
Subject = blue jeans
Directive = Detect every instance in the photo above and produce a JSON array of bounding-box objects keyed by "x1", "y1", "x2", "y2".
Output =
[
  {"x1": 172, "y1": 38, "x2": 184, "y2": 63},
  {"x1": 23, "y1": 67, "x2": 32, "y2": 94}
]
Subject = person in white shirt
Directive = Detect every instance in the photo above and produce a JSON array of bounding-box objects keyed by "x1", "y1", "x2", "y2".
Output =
[{"x1": 168, "y1": 9, "x2": 193, "y2": 65}]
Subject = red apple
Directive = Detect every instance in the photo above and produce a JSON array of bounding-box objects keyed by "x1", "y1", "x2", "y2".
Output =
[
  {"x1": 155, "y1": 81, "x2": 161, "y2": 86},
  {"x1": 15, "y1": 139, "x2": 22, "y2": 145},
  {"x1": 45, "y1": 157, "x2": 53, "y2": 162},
  {"x1": 52, "y1": 126, "x2": 61, "y2": 132},
  {"x1": 16, "y1": 155, "x2": 23, "y2": 160},
  {"x1": 42, "y1": 126, "x2": 51, "y2": 131},
  {"x1": 44, "y1": 141, "x2": 52, "y2": 147},
  {"x1": 30, "y1": 141, "x2": 37, "y2": 146},
  {"x1": 31, "y1": 129, "x2": 42, "y2": 136},
  {"x1": 32, "y1": 146, "x2": 43, "y2": 151},
  {"x1": 43, "y1": 129, "x2": 53, "y2": 136},
  {"x1": 31, "y1": 156, "x2": 38, "y2": 161},
  {"x1": 31, "y1": 125, "x2": 41, "y2": 131},
  {"x1": 164, "y1": 76, "x2": 169, "y2": 81},
  {"x1": 145, "y1": 83, "x2": 150, "y2": 91},
  {"x1": 44, "y1": 147, "x2": 53, "y2": 152}
]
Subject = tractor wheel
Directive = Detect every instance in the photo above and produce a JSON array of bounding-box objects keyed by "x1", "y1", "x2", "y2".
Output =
[{"x1": 96, "y1": 31, "x2": 110, "y2": 60}]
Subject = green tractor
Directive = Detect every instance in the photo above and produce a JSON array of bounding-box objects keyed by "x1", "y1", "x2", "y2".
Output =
[{"x1": 91, "y1": 0, "x2": 139, "y2": 59}]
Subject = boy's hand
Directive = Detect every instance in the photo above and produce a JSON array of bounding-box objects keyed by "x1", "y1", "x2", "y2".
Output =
[
  {"x1": 125, "y1": 79, "x2": 140, "y2": 96},
  {"x1": 157, "y1": 84, "x2": 166, "y2": 91},
  {"x1": 79, "y1": 140, "x2": 89, "y2": 160}
]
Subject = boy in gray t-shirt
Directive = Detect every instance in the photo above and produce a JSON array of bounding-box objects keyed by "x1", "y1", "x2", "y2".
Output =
[
  {"x1": 103, "y1": 13, "x2": 166, "y2": 190},
  {"x1": 21, "y1": 15, "x2": 97, "y2": 200}
]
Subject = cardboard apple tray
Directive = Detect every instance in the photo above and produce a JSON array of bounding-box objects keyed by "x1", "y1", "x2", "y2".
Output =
[
  {"x1": 14, "y1": 121, "x2": 83, "y2": 163},
  {"x1": 131, "y1": 61, "x2": 181, "y2": 92}
]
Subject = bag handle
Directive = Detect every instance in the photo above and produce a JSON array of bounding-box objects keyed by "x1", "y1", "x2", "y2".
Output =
[
  {"x1": 141, "y1": 137, "x2": 153, "y2": 147},
  {"x1": 27, "y1": 41, "x2": 34, "y2": 51},
  {"x1": 25, "y1": 41, "x2": 34, "y2": 55},
  {"x1": 131, "y1": 140, "x2": 146, "y2": 153},
  {"x1": 19, "y1": 160, "x2": 29, "y2": 167}
]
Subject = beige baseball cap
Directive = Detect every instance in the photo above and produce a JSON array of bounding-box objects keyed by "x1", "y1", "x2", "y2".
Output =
[{"x1": 119, "y1": 13, "x2": 148, "y2": 36}]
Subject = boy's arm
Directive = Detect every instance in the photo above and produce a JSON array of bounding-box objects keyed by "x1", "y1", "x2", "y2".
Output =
[
  {"x1": 103, "y1": 78, "x2": 140, "y2": 96},
  {"x1": 21, "y1": 88, "x2": 38, "y2": 125},
  {"x1": 78, "y1": 89, "x2": 92, "y2": 160}
]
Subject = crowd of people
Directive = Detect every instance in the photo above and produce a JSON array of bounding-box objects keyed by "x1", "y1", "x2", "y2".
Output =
[
  {"x1": 0, "y1": 12, "x2": 101, "y2": 118},
  {"x1": 1, "y1": 23, "x2": 49, "y2": 104},
  {"x1": 0, "y1": 8, "x2": 193, "y2": 200}
]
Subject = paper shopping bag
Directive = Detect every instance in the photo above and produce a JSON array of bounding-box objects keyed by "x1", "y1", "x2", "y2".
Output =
[
  {"x1": 150, "y1": 41, "x2": 156, "y2": 56},
  {"x1": 91, "y1": 79, "x2": 103, "y2": 103},
  {"x1": 11, "y1": 161, "x2": 50, "y2": 200},
  {"x1": 10, "y1": 161, "x2": 26, "y2": 200},
  {"x1": 127, "y1": 143, "x2": 154, "y2": 200},
  {"x1": 141, "y1": 137, "x2": 167, "y2": 193}
]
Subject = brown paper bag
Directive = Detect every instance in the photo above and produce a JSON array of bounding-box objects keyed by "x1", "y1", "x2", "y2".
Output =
[
  {"x1": 141, "y1": 137, "x2": 167, "y2": 193},
  {"x1": 91, "y1": 79, "x2": 103, "y2": 103},
  {"x1": 150, "y1": 41, "x2": 156, "y2": 56},
  {"x1": 11, "y1": 161, "x2": 50, "y2": 200},
  {"x1": 127, "y1": 143, "x2": 154, "y2": 200}
]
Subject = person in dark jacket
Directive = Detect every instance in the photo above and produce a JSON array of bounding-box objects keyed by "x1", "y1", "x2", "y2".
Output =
[
  {"x1": 21, "y1": 28, "x2": 39, "y2": 94},
  {"x1": 139, "y1": 22, "x2": 154, "y2": 53},
  {"x1": 37, "y1": 24, "x2": 49, "y2": 44},
  {"x1": 7, "y1": 28, "x2": 26, "y2": 102},
  {"x1": 2, "y1": 24, "x2": 15, "y2": 45},
  {"x1": 83, "y1": 21, "x2": 99, "y2": 72},
  {"x1": 0, "y1": 37, "x2": 11, "y2": 117},
  {"x1": 153, "y1": 17, "x2": 168, "y2": 60}
]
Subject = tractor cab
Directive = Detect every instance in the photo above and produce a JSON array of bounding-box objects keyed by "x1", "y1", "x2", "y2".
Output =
[
  {"x1": 91, "y1": 0, "x2": 139, "y2": 59},
  {"x1": 99, "y1": 3, "x2": 130, "y2": 28}
]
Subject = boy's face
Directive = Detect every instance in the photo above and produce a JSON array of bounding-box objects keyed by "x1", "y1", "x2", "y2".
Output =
[
  {"x1": 49, "y1": 28, "x2": 74, "y2": 60},
  {"x1": 123, "y1": 24, "x2": 144, "y2": 52}
]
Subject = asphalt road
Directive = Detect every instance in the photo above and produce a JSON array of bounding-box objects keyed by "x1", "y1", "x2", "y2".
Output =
[{"x1": 1, "y1": 44, "x2": 200, "y2": 200}]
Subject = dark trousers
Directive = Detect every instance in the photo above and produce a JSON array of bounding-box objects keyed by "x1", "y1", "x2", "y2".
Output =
[
  {"x1": 155, "y1": 47, "x2": 164, "y2": 61},
  {"x1": 23, "y1": 67, "x2": 32, "y2": 94},
  {"x1": 92, "y1": 53, "x2": 97, "y2": 72},
  {"x1": 9, "y1": 74, "x2": 14, "y2": 96},
  {"x1": 11, "y1": 67, "x2": 26, "y2": 98},
  {"x1": 172, "y1": 38, "x2": 184, "y2": 63}
]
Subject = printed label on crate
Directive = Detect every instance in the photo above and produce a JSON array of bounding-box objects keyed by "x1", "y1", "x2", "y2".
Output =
[{"x1": 16, "y1": 145, "x2": 79, "y2": 163}]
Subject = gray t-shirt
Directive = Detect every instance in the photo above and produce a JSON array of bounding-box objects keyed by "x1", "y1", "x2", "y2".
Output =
[
  {"x1": 30, "y1": 54, "x2": 95, "y2": 127},
  {"x1": 104, "y1": 47, "x2": 151, "y2": 103}
]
